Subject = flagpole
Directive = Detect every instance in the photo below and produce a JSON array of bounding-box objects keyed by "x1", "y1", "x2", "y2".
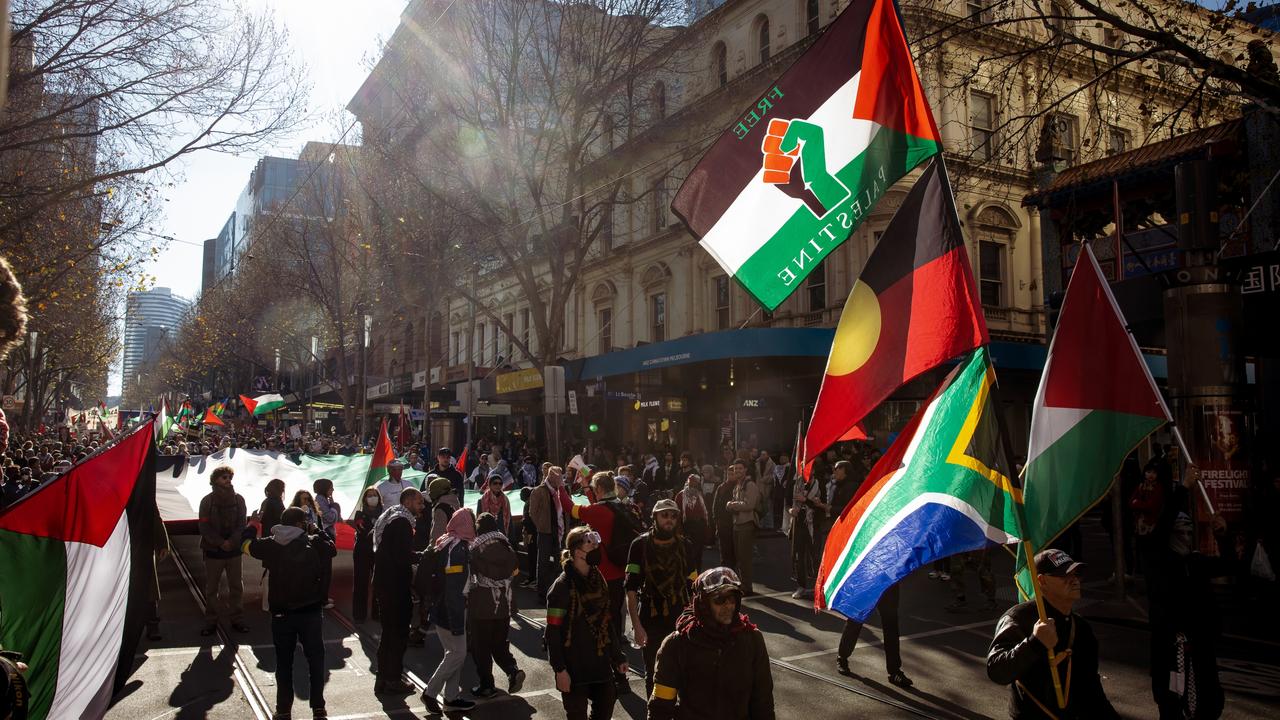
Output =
[{"x1": 990, "y1": 362, "x2": 1068, "y2": 710}]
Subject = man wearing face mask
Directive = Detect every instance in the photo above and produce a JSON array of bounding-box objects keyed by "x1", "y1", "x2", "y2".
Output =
[
  {"x1": 987, "y1": 550, "x2": 1118, "y2": 719},
  {"x1": 647, "y1": 566, "x2": 775, "y2": 719},
  {"x1": 626, "y1": 499, "x2": 701, "y2": 696}
]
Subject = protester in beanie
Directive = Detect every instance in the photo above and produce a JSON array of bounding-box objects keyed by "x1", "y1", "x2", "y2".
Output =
[
  {"x1": 427, "y1": 475, "x2": 461, "y2": 543},
  {"x1": 546, "y1": 525, "x2": 628, "y2": 720},
  {"x1": 351, "y1": 487, "x2": 382, "y2": 623},
  {"x1": 647, "y1": 566, "x2": 775, "y2": 719},
  {"x1": 198, "y1": 466, "x2": 248, "y2": 635},
  {"x1": 259, "y1": 479, "x2": 287, "y2": 536},
  {"x1": 242, "y1": 507, "x2": 336, "y2": 720},
  {"x1": 468, "y1": 512, "x2": 526, "y2": 698},
  {"x1": 421, "y1": 508, "x2": 476, "y2": 713}
]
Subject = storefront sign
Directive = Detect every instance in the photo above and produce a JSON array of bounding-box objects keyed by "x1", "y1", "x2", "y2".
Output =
[
  {"x1": 496, "y1": 368, "x2": 544, "y2": 395},
  {"x1": 606, "y1": 390, "x2": 637, "y2": 400},
  {"x1": 664, "y1": 398, "x2": 686, "y2": 413},
  {"x1": 740, "y1": 397, "x2": 769, "y2": 409},
  {"x1": 568, "y1": 390, "x2": 578, "y2": 415},
  {"x1": 635, "y1": 399, "x2": 662, "y2": 410}
]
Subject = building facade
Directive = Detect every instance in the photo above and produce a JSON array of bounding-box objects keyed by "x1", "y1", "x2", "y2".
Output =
[{"x1": 349, "y1": 0, "x2": 1258, "y2": 460}]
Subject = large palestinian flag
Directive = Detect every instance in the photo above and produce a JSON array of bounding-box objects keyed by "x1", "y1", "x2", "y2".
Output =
[
  {"x1": 1016, "y1": 244, "x2": 1168, "y2": 598},
  {"x1": 802, "y1": 159, "x2": 986, "y2": 470},
  {"x1": 239, "y1": 393, "x2": 285, "y2": 417},
  {"x1": 0, "y1": 422, "x2": 157, "y2": 719},
  {"x1": 672, "y1": 0, "x2": 940, "y2": 310},
  {"x1": 816, "y1": 348, "x2": 1021, "y2": 621}
]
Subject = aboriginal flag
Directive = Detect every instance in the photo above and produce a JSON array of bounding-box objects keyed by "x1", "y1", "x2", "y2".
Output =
[{"x1": 802, "y1": 159, "x2": 987, "y2": 471}]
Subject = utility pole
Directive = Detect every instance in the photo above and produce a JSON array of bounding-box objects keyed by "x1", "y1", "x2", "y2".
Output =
[
  {"x1": 360, "y1": 312, "x2": 371, "y2": 443},
  {"x1": 464, "y1": 269, "x2": 477, "y2": 462}
]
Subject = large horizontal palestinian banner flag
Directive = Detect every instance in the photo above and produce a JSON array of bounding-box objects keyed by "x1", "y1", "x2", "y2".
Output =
[
  {"x1": 672, "y1": 0, "x2": 940, "y2": 311},
  {"x1": 803, "y1": 159, "x2": 986, "y2": 472},
  {"x1": 1016, "y1": 244, "x2": 1168, "y2": 598},
  {"x1": 240, "y1": 393, "x2": 286, "y2": 417},
  {"x1": 155, "y1": 450, "x2": 586, "y2": 544},
  {"x1": 0, "y1": 422, "x2": 157, "y2": 719},
  {"x1": 816, "y1": 348, "x2": 1021, "y2": 621}
]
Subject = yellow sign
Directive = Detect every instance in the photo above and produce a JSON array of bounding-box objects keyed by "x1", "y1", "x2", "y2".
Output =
[{"x1": 496, "y1": 368, "x2": 544, "y2": 395}]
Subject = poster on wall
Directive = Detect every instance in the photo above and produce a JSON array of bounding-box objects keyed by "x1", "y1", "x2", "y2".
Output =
[{"x1": 1193, "y1": 402, "x2": 1251, "y2": 558}]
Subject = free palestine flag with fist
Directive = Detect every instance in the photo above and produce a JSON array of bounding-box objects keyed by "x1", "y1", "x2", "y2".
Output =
[
  {"x1": 672, "y1": 0, "x2": 940, "y2": 310},
  {"x1": 0, "y1": 422, "x2": 157, "y2": 719}
]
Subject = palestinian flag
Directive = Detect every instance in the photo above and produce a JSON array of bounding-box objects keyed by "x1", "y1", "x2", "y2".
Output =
[
  {"x1": 202, "y1": 407, "x2": 225, "y2": 426},
  {"x1": 1016, "y1": 244, "x2": 1168, "y2": 598},
  {"x1": 239, "y1": 393, "x2": 286, "y2": 417},
  {"x1": 154, "y1": 400, "x2": 174, "y2": 443},
  {"x1": 816, "y1": 348, "x2": 1021, "y2": 621},
  {"x1": 672, "y1": 0, "x2": 940, "y2": 311},
  {"x1": 0, "y1": 422, "x2": 157, "y2": 719},
  {"x1": 358, "y1": 419, "x2": 396, "y2": 502},
  {"x1": 802, "y1": 160, "x2": 986, "y2": 472}
]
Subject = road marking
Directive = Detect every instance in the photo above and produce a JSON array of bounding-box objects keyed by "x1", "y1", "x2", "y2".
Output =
[{"x1": 779, "y1": 619, "x2": 995, "y2": 661}]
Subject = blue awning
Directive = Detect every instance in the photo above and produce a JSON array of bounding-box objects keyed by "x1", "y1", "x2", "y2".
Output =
[{"x1": 565, "y1": 327, "x2": 1170, "y2": 381}]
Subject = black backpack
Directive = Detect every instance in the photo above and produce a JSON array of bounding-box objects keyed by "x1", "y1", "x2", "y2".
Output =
[
  {"x1": 604, "y1": 499, "x2": 645, "y2": 567},
  {"x1": 268, "y1": 537, "x2": 324, "y2": 611}
]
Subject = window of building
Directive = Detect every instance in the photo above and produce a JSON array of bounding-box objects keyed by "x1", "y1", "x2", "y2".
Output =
[
  {"x1": 1106, "y1": 124, "x2": 1130, "y2": 155},
  {"x1": 970, "y1": 91, "x2": 997, "y2": 161},
  {"x1": 715, "y1": 275, "x2": 731, "y2": 330},
  {"x1": 599, "y1": 308, "x2": 613, "y2": 355},
  {"x1": 806, "y1": 0, "x2": 821, "y2": 36},
  {"x1": 651, "y1": 174, "x2": 669, "y2": 233},
  {"x1": 807, "y1": 262, "x2": 827, "y2": 311},
  {"x1": 713, "y1": 42, "x2": 727, "y2": 88},
  {"x1": 757, "y1": 16, "x2": 771, "y2": 64},
  {"x1": 1102, "y1": 26, "x2": 1122, "y2": 48},
  {"x1": 1047, "y1": 112, "x2": 1079, "y2": 163},
  {"x1": 503, "y1": 312, "x2": 514, "y2": 364},
  {"x1": 451, "y1": 331, "x2": 460, "y2": 365},
  {"x1": 490, "y1": 322, "x2": 499, "y2": 366},
  {"x1": 651, "y1": 293, "x2": 666, "y2": 342},
  {"x1": 966, "y1": 0, "x2": 992, "y2": 22},
  {"x1": 651, "y1": 82, "x2": 666, "y2": 121},
  {"x1": 979, "y1": 240, "x2": 1006, "y2": 307},
  {"x1": 429, "y1": 312, "x2": 443, "y2": 363}
]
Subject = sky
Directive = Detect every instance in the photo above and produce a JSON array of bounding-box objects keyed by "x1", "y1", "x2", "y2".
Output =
[{"x1": 108, "y1": 0, "x2": 407, "y2": 394}]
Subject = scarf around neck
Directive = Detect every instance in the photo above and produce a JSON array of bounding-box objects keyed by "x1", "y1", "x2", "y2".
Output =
[{"x1": 373, "y1": 504, "x2": 415, "y2": 552}]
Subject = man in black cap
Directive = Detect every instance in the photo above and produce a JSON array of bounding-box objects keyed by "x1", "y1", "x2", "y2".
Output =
[
  {"x1": 625, "y1": 498, "x2": 700, "y2": 696},
  {"x1": 987, "y1": 549, "x2": 1119, "y2": 719},
  {"x1": 433, "y1": 447, "x2": 466, "y2": 502}
]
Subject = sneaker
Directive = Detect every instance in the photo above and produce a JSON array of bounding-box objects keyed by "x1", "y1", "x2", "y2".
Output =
[
  {"x1": 311, "y1": 709, "x2": 327, "y2": 719},
  {"x1": 443, "y1": 698, "x2": 476, "y2": 711},
  {"x1": 888, "y1": 670, "x2": 914, "y2": 688},
  {"x1": 421, "y1": 694, "x2": 442, "y2": 714},
  {"x1": 471, "y1": 685, "x2": 498, "y2": 699},
  {"x1": 939, "y1": 573, "x2": 951, "y2": 581},
  {"x1": 928, "y1": 571, "x2": 939, "y2": 580},
  {"x1": 836, "y1": 657, "x2": 851, "y2": 675},
  {"x1": 508, "y1": 669, "x2": 526, "y2": 694},
  {"x1": 323, "y1": 599, "x2": 335, "y2": 609},
  {"x1": 791, "y1": 588, "x2": 805, "y2": 599}
]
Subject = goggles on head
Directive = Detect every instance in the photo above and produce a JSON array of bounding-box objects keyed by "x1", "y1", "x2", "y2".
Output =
[{"x1": 694, "y1": 566, "x2": 742, "y2": 596}]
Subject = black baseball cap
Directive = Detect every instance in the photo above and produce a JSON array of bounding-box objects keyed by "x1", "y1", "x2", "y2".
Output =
[
  {"x1": 1034, "y1": 549, "x2": 1085, "y2": 577},
  {"x1": 437, "y1": 447, "x2": 452, "y2": 456}
]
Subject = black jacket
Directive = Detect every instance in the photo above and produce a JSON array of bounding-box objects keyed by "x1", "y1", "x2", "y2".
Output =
[
  {"x1": 259, "y1": 495, "x2": 285, "y2": 536},
  {"x1": 373, "y1": 515, "x2": 417, "y2": 600},
  {"x1": 352, "y1": 506, "x2": 380, "y2": 558},
  {"x1": 244, "y1": 526, "x2": 336, "y2": 613},
  {"x1": 647, "y1": 611, "x2": 775, "y2": 720},
  {"x1": 829, "y1": 479, "x2": 858, "y2": 519},
  {"x1": 544, "y1": 565, "x2": 625, "y2": 684},
  {"x1": 434, "y1": 464, "x2": 466, "y2": 501},
  {"x1": 987, "y1": 601, "x2": 1118, "y2": 720},
  {"x1": 427, "y1": 541, "x2": 469, "y2": 634}
]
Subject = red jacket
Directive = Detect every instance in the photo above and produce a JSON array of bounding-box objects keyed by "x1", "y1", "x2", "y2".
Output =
[{"x1": 560, "y1": 493, "x2": 624, "y2": 581}]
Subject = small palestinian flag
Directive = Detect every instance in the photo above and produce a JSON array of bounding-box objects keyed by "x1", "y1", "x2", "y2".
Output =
[
  {"x1": 1015, "y1": 244, "x2": 1169, "y2": 599},
  {"x1": 0, "y1": 422, "x2": 157, "y2": 719},
  {"x1": 202, "y1": 407, "x2": 225, "y2": 426},
  {"x1": 239, "y1": 393, "x2": 286, "y2": 417},
  {"x1": 357, "y1": 419, "x2": 397, "y2": 503},
  {"x1": 672, "y1": 0, "x2": 940, "y2": 311},
  {"x1": 803, "y1": 159, "x2": 986, "y2": 472}
]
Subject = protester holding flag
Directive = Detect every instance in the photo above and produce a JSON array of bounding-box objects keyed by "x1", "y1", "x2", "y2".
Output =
[
  {"x1": 197, "y1": 466, "x2": 249, "y2": 636},
  {"x1": 789, "y1": 473, "x2": 826, "y2": 600},
  {"x1": 987, "y1": 550, "x2": 1119, "y2": 719}
]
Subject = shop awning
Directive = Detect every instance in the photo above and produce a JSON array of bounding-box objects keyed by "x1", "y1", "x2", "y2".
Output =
[{"x1": 566, "y1": 327, "x2": 1171, "y2": 381}]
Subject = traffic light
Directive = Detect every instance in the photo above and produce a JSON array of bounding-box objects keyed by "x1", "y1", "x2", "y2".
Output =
[{"x1": 588, "y1": 422, "x2": 600, "y2": 433}]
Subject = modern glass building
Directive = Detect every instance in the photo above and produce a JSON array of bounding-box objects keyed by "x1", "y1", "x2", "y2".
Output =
[{"x1": 121, "y1": 287, "x2": 191, "y2": 402}]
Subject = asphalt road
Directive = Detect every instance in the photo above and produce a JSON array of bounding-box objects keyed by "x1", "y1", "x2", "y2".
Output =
[{"x1": 107, "y1": 521, "x2": 1280, "y2": 719}]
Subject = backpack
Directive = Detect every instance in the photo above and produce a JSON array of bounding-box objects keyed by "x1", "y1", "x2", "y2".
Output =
[
  {"x1": 414, "y1": 544, "x2": 447, "y2": 607},
  {"x1": 604, "y1": 498, "x2": 645, "y2": 567},
  {"x1": 267, "y1": 537, "x2": 324, "y2": 611}
]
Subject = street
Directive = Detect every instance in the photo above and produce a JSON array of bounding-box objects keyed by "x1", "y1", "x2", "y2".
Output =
[{"x1": 108, "y1": 519, "x2": 1280, "y2": 719}]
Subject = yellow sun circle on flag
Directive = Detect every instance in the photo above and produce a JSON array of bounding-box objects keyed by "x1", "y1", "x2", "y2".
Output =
[{"x1": 827, "y1": 281, "x2": 881, "y2": 376}]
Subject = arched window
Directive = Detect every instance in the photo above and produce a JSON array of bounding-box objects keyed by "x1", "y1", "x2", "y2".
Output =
[
  {"x1": 805, "y1": 0, "x2": 820, "y2": 37},
  {"x1": 712, "y1": 41, "x2": 727, "y2": 88},
  {"x1": 756, "y1": 15, "x2": 771, "y2": 64},
  {"x1": 650, "y1": 81, "x2": 666, "y2": 121},
  {"x1": 971, "y1": 205, "x2": 1020, "y2": 308}
]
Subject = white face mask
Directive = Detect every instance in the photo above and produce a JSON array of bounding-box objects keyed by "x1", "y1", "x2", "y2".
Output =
[{"x1": 365, "y1": 497, "x2": 379, "y2": 507}]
